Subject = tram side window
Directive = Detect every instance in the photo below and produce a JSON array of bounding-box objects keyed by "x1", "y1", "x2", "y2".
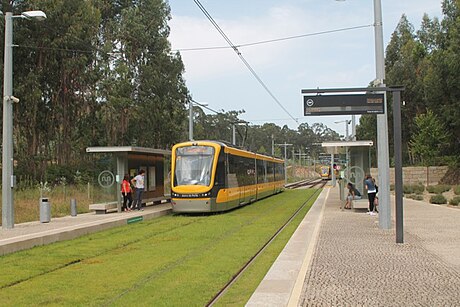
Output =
[
  {"x1": 215, "y1": 151, "x2": 226, "y2": 187},
  {"x1": 228, "y1": 155, "x2": 238, "y2": 188},
  {"x1": 228, "y1": 154, "x2": 255, "y2": 186},
  {"x1": 257, "y1": 159, "x2": 267, "y2": 183},
  {"x1": 267, "y1": 162, "x2": 274, "y2": 182},
  {"x1": 275, "y1": 163, "x2": 284, "y2": 181}
]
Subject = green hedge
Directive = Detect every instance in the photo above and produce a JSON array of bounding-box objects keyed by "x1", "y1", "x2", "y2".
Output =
[
  {"x1": 430, "y1": 194, "x2": 447, "y2": 204},
  {"x1": 403, "y1": 184, "x2": 425, "y2": 195},
  {"x1": 449, "y1": 196, "x2": 460, "y2": 206},
  {"x1": 426, "y1": 184, "x2": 451, "y2": 194},
  {"x1": 453, "y1": 186, "x2": 460, "y2": 195},
  {"x1": 407, "y1": 194, "x2": 424, "y2": 201}
]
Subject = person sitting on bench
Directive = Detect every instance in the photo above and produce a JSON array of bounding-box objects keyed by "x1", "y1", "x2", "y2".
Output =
[{"x1": 345, "y1": 182, "x2": 361, "y2": 209}]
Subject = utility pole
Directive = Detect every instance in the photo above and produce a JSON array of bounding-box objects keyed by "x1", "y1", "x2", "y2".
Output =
[
  {"x1": 374, "y1": 0, "x2": 391, "y2": 230},
  {"x1": 188, "y1": 100, "x2": 193, "y2": 141},
  {"x1": 271, "y1": 134, "x2": 274, "y2": 156},
  {"x1": 275, "y1": 142, "x2": 293, "y2": 184}
]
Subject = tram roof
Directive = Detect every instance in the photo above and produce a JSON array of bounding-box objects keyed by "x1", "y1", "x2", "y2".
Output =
[
  {"x1": 86, "y1": 146, "x2": 171, "y2": 156},
  {"x1": 321, "y1": 141, "x2": 373, "y2": 148}
]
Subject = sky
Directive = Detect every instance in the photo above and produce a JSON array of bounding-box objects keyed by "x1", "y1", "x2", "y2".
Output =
[{"x1": 168, "y1": 0, "x2": 443, "y2": 138}]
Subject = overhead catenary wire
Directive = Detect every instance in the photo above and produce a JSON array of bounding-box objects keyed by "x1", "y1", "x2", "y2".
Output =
[
  {"x1": 173, "y1": 23, "x2": 374, "y2": 52},
  {"x1": 194, "y1": 0, "x2": 299, "y2": 124}
]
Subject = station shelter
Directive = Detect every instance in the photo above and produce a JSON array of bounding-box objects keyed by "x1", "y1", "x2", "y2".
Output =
[
  {"x1": 86, "y1": 146, "x2": 171, "y2": 213},
  {"x1": 321, "y1": 141, "x2": 373, "y2": 202}
]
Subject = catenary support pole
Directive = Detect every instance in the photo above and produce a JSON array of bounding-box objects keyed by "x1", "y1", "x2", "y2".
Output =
[
  {"x1": 374, "y1": 0, "x2": 391, "y2": 230},
  {"x1": 188, "y1": 101, "x2": 193, "y2": 141}
]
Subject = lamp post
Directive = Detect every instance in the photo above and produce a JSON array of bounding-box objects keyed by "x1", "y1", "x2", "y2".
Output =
[
  {"x1": 373, "y1": 0, "x2": 392, "y2": 230},
  {"x1": 334, "y1": 119, "x2": 351, "y2": 141},
  {"x1": 2, "y1": 10, "x2": 47, "y2": 229},
  {"x1": 336, "y1": 0, "x2": 391, "y2": 230}
]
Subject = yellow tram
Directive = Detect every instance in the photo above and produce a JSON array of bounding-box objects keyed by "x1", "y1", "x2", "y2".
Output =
[{"x1": 171, "y1": 140, "x2": 285, "y2": 212}]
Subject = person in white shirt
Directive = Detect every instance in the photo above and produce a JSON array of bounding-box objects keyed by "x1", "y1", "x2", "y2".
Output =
[
  {"x1": 364, "y1": 174, "x2": 377, "y2": 215},
  {"x1": 131, "y1": 169, "x2": 145, "y2": 211}
]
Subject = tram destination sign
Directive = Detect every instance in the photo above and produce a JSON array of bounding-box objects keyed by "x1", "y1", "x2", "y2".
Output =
[{"x1": 303, "y1": 93, "x2": 384, "y2": 116}]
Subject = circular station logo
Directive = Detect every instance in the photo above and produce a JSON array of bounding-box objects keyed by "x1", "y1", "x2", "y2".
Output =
[
  {"x1": 343, "y1": 166, "x2": 365, "y2": 186},
  {"x1": 98, "y1": 170, "x2": 115, "y2": 188},
  {"x1": 306, "y1": 99, "x2": 314, "y2": 107}
]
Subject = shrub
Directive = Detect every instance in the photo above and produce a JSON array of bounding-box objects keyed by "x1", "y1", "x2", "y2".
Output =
[
  {"x1": 426, "y1": 184, "x2": 451, "y2": 194},
  {"x1": 449, "y1": 196, "x2": 460, "y2": 206},
  {"x1": 403, "y1": 184, "x2": 425, "y2": 195},
  {"x1": 453, "y1": 186, "x2": 460, "y2": 195},
  {"x1": 406, "y1": 194, "x2": 424, "y2": 201},
  {"x1": 430, "y1": 194, "x2": 447, "y2": 204}
]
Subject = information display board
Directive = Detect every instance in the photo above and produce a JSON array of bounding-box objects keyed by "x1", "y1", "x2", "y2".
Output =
[{"x1": 303, "y1": 93, "x2": 384, "y2": 116}]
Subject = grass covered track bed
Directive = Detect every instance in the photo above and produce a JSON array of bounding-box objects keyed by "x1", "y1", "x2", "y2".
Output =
[{"x1": 0, "y1": 189, "x2": 319, "y2": 305}]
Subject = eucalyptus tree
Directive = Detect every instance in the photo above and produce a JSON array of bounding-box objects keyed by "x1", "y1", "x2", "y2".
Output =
[
  {"x1": 96, "y1": 0, "x2": 187, "y2": 149},
  {"x1": 11, "y1": 0, "x2": 102, "y2": 177}
]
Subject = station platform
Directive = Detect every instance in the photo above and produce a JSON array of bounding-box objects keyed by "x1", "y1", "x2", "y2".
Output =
[
  {"x1": 1, "y1": 186, "x2": 459, "y2": 306},
  {"x1": 0, "y1": 203, "x2": 172, "y2": 255},
  {"x1": 247, "y1": 184, "x2": 460, "y2": 306}
]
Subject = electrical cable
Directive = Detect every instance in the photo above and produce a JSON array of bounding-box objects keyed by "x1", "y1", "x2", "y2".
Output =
[
  {"x1": 194, "y1": 0, "x2": 298, "y2": 124},
  {"x1": 173, "y1": 24, "x2": 373, "y2": 52}
]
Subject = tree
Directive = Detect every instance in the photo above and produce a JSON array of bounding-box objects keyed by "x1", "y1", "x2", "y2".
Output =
[{"x1": 409, "y1": 110, "x2": 449, "y2": 165}]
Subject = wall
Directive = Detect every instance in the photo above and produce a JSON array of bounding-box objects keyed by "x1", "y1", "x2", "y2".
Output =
[{"x1": 370, "y1": 166, "x2": 449, "y2": 186}]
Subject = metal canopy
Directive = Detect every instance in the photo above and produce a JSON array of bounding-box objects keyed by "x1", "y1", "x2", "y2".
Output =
[
  {"x1": 322, "y1": 141, "x2": 373, "y2": 148},
  {"x1": 301, "y1": 86, "x2": 400, "y2": 94},
  {"x1": 86, "y1": 146, "x2": 171, "y2": 156}
]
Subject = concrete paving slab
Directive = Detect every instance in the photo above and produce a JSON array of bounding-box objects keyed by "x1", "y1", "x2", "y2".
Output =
[{"x1": 248, "y1": 184, "x2": 460, "y2": 306}]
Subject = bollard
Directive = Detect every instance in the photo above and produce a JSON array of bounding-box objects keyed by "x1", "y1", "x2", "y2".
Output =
[
  {"x1": 70, "y1": 199, "x2": 77, "y2": 217},
  {"x1": 39, "y1": 198, "x2": 51, "y2": 223}
]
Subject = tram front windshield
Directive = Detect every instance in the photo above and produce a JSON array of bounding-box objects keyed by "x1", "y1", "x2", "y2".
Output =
[{"x1": 174, "y1": 146, "x2": 215, "y2": 186}]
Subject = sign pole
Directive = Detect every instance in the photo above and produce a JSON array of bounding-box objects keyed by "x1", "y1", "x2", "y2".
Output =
[{"x1": 392, "y1": 89, "x2": 404, "y2": 243}]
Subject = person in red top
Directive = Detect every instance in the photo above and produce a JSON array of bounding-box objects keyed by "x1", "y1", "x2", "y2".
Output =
[{"x1": 121, "y1": 174, "x2": 133, "y2": 212}]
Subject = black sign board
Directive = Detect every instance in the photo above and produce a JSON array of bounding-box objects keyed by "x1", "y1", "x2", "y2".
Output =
[{"x1": 303, "y1": 93, "x2": 384, "y2": 116}]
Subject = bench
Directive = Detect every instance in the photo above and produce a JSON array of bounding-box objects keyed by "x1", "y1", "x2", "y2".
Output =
[
  {"x1": 89, "y1": 197, "x2": 171, "y2": 214},
  {"x1": 352, "y1": 199, "x2": 369, "y2": 210},
  {"x1": 89, "y1": 201, "x2": 118, "y2": 214}
]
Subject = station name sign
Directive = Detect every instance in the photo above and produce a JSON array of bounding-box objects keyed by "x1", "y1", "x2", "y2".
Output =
[{"x1": 303, "y1": 93, "x2": 384, "y2": 116}]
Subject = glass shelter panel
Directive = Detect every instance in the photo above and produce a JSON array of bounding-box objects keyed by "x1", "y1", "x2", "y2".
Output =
[
  {"x1": 343, "y1": 146, "x2": 371, "y2": 200},
  {"x1": 90, "y1": 154, "x2": 118, "y2": 203}
]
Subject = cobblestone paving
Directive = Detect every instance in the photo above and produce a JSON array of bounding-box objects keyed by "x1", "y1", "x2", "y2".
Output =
[{"x1": 299, "y1": 192, "x2": 460, "y2": 306}]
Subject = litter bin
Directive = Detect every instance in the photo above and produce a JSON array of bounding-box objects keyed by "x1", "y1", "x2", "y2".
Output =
[
  {"x1": 40, "y1": 198, "x2": 51, "y2": 223},
  {"x1": 70, "y1": 199, "x2": 77, "y2": 217}
]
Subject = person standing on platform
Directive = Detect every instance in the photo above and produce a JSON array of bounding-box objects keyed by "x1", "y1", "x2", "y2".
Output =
[
  {"x1": 131, "y1": 169, "x2": 145, "y2": 211},
  {"x1": 364, "y1": 174, "x2": 377, "y2": 215},
  {"x1": 121, "y1": 174, "x2": 133, "y2": 212}
]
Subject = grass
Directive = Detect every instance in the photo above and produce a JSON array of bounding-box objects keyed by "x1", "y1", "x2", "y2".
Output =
[
  {"x1": 0, "y1": 189, "x2": 319, "y2": 306},
  {"x1": 0, "y1": 184, "x2": 115, "y2": 226}
]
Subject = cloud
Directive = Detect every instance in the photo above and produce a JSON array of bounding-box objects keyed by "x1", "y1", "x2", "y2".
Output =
[{"x1": 169, "y1": 4, "x2": 360, "y2": 82}]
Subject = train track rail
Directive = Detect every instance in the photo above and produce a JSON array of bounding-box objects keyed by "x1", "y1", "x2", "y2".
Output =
[
  {"x1": 206, "y1": 187, "x2": 324, "y2": 306},
  {"x1": 286, "y1": 178, "x2": 325, "y2": 189}
]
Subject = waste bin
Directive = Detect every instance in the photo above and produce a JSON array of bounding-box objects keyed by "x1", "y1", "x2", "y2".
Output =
[
  {"x1": 70, "y1": 199, "x2": 77, "y2": 217},
  {"x1": 40, "y1": 198, "x2": 50, "y2": 223}
]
